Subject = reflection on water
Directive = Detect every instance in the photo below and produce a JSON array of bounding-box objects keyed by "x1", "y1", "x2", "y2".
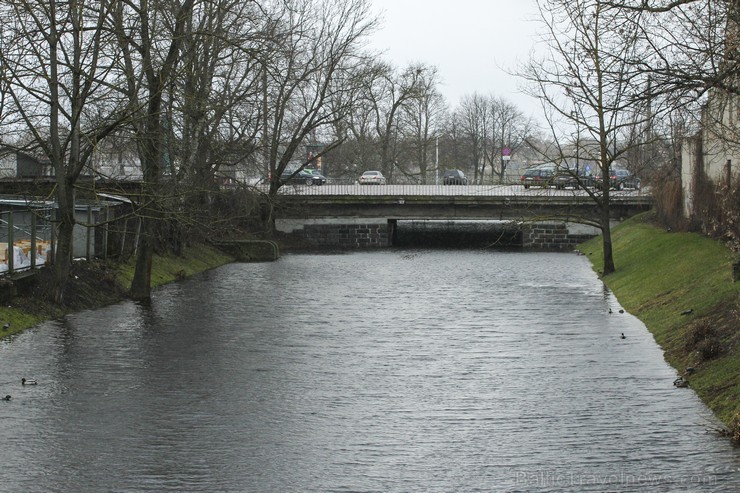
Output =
[{"x1": 0, "y1": 251, "x2": 738, "y2": 492}]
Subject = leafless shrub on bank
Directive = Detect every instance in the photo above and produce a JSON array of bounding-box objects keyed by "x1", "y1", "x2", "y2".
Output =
[
  {"x1": 685, "y1": 321, "x2": 724, "y2": 361},
  {"x1": 652, "y1": 177, "x2": 689, "y2": 231}
]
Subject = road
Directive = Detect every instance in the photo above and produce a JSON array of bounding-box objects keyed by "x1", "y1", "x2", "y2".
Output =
[{"x1": 260, "y1": 182, "x2": 648, "y2": 198}]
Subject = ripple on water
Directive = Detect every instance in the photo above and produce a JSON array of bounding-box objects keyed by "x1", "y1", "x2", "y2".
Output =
[{"x1": 0, "y1": 251, "x2": 737, "y2": 492}]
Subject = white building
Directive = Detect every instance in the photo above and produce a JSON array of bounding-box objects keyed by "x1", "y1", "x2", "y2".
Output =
[{"x1": 681, "y1": 11, "x2": 739, "y2": 224}]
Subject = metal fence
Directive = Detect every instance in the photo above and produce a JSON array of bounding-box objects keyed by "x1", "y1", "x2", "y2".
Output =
[
  {"x1": 0, "y1": 202, "x2": 132, "y2": 276},
  {"x1": 0, "y1": 208, "x2": 55, "y2": 275}
]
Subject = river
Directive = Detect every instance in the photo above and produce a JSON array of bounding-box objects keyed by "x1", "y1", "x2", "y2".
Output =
[{"x1": 0, "y1": 250, "x2": 738, "y2": 492}]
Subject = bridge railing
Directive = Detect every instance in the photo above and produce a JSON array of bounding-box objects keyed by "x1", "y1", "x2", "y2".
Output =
[{"x1": 264, "y1": 178, "x2": 649, "y2": 198}]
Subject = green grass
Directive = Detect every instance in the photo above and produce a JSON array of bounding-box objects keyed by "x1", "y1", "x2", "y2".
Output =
[
  {"x1": 580, "y1": 212, "x2": 740, "y2": 435},
  {"x1": 0, "y1": 308, "x2": 46, "y2": 335},
  {"x1": 0, "y1": 243, "x2": 235, "y2": 338},
  {"x1": 116, "y1": 243, "x2": 234, "y2": 288}
]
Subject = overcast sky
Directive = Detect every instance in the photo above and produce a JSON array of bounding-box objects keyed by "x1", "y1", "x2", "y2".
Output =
[{"x1": 367, "y1": 0, "x2": 543, "y2": 118}]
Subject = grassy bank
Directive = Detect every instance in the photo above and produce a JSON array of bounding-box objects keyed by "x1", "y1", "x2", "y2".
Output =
[
  {"x1": 116, "y1": 243, "x2": 234, "y2": 289},
  {"x1": 0, "y1": 243, "x2": 234, "y2": 337},
  {"x1": 579, "y1": 212, "x2": 739, "y2": 440}
]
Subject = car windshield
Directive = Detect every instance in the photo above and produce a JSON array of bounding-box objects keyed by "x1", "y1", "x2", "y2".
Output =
[{"x1": 525, "y1": 167, "x2": 551, "y2": 175}]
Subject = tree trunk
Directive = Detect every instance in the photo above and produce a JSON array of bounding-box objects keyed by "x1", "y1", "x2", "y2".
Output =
[
  {"x1": 129, "y1": 144, "x2": 161, "y2": 301},
  {"x1": 53, "y1": 217, "x2": 75, "y2": 305},
  {"x1": 601, "y1": 224, "x2": 616, "y2": 275},
  {"x1": 129, "y1": 112, "x2": 162, "y2": 301},
  {"x1": 130, "y1": 215, "x2": 154, "y2": 301},
  {"x1": 52, "y1": 178, "x2": 76, "y2": 304},
  {"x1": 600, "y1": 178, "x2": 616, "y2": 275}
]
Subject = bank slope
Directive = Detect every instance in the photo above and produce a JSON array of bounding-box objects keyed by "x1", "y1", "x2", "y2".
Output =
[
  {"x1": 579, "y1": 213, "x2": 739, "y2": 438},
  {"x1": 0, "y1": 243, "x2": 235, "y2": 337}
]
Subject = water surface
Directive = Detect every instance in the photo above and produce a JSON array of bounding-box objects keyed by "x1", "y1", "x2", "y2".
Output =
[{"x1": 0, "y1": 251, "x2": 737, "y2": 492}]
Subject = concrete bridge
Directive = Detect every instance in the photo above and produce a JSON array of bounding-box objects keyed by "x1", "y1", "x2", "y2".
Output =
[{"x1": 270, "y1": 184, "x2": 653, "y2": 249}]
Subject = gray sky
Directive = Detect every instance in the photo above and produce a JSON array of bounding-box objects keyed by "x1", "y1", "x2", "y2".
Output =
[{"x1": 367, "y1": 0, "x2": 543, "y2": 118}]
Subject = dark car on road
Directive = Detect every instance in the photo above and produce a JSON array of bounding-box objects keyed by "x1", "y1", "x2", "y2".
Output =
[
  {"x1": 613, "y1": 168, "x2": 640, "y2": 189},
  {"x1": 281, "y1": 168, "x2": 326, "y2": 186},
  {"x1": 520, "y1": 165, "x2": 555, "y2": 188},
  {"x1": 552, "y1": 169, "x2": 594, "y2": 189},
  {"x1": 442, "y1": 169, "x2": 468, "y2": 185},
  {"x1": 594, "y1": 168, "x2": 640, "y2": 190}
]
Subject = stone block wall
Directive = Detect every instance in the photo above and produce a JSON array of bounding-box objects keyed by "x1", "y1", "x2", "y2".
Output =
[
  {"x1": 522, "y1": 223, "x2": 597, "y2": 250},
  {"x1": 277, "y1": 219, "x2": 598, "y2": 250},
  {"x1": 298, "y1": 222, "x2": 390, "y2": 248}
]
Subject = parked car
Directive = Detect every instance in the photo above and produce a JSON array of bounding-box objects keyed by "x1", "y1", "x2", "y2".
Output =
[
  {"x1": 552, "y1": 169, "x2": 594, "y2": 189},
  {"x1": 358, "y1": 170, "x2": 386, "y2": 185},
  {"x1": 594, "y1": 167, "x2": 640, "y2": 190},
  {"x1": 613, "y1": 168, "x2": 641, "y2": 189},
  {"x1": 520, "y1": 165, "x2": 555, "y2": 188},
  {"x1": 442, "y1": 169, "x2": 468, "y2": 185},
  {"x1": 281, "y1": 168, "x2": 326, "y2": 186}
]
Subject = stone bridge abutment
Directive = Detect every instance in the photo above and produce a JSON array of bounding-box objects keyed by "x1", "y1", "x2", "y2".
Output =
[
  {"x1": 276, "y1": 218, "x2": 605, "y2": 250},
  {"x1": 272, "y1": 191, "x2": 647, "y2": 250}
]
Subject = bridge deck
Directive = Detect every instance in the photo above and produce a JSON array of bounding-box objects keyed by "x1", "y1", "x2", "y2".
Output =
[
  {"x1": 270, "y1": 184, "x2": 653, "y2": 223},
  {"x1": 266, "y1": 183, "x2": 649, "y2": 198}
]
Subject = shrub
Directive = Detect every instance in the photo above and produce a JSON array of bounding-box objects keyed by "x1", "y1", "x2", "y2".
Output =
[
  {"x1": 694, "y1": 337, "x2": 724, "y2": 360},
  {"x1": 685, "y1": 322, "x2": 724, "y2": 361}
]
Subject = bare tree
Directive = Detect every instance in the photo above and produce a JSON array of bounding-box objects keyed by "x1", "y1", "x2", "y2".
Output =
[
  {"x1": 166, "y1": 0, "x2": 263, "y2": 225},
  {"x1": 605, "y1": 1, "x2": 738, "y2": 165},
  {"x1": 262, "y1": 0, "x2": 378, "y2": 199},
  {"x1": 369, "y1": 63, "x2": 428, "y2": 182},
  {"x1": 606, "y1": 0, "x2": 738, "y2": 97},
  {"x1": 607, "y1": 0, "x2": 738, "y2": 242},
  {"x1": 0, "y1": 0, "x2": 128, "y2": 303},
  {"x1": 520, "y1": 0, "x2": 661, "y2": 275},
  {"x1": 482, "y1": 96, "x2": 535, "y2": 184},
  {"x1": 455, "y1": 93, "x2": 488, "y2": 184},
  {"x1": 395, "y1": 65, "x2": 445, "y2": 183},
  {"x1": 338, "y1": 62, "x2": 430, "y2": 183},
  {"x1": 112, "y1": 0, "x2": 196, "y2": 301},
  {"x1": 444, "y1": 94, "x2": 535, "y2": 185},
  {"x1": 437, "y1": 112, "x2": 465, "y2": 174}
]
